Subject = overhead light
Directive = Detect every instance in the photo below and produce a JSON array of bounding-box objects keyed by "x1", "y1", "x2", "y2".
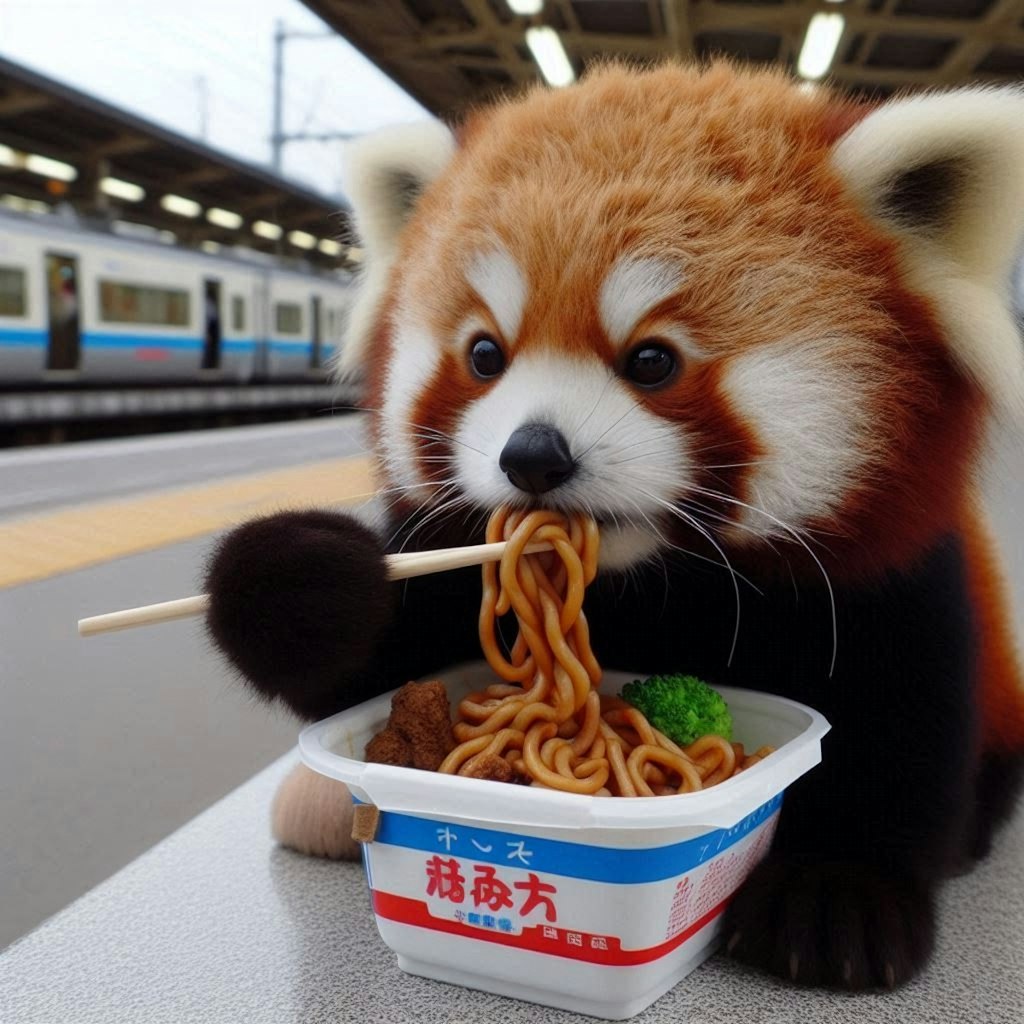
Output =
[
  {"x1": 160, "y1": 193, "x2": 202, "y2": 218},
  {"x1": 200, "y1": 240, "x2": 222, "y2": 254},
  {"x1": 207, "y1": 207, "x2": 243, "y2": 229},
  {"x1": 317, "y1": 238, "x2": 343, "y2": 256},
  {"x1": 253, "y1": 219, "x2": 283, "y2": 240},
  {"x1": 525, "y1": 27, "x2": 575, "y2": 88},
  {"x1": 25, "y1": 153, "x2": 77, "y2": 182},
  {"x1": 0, "y1": 147, "x2": 77, "y2": 182},
  {"x1": 347, "y1": 246, "x2": 364, "y2": 263},
  {"x1": 288, "y1": 229, "x2": 316, "y2": 250},
  {"x1": 507, "y1": 0, "x2": 543, "y2": 13},
  {"x1": 100, "y1": 177, "x2": 145, "y2": 202},
  {"x1": 797, "y1": 13, "x2": 845, "y2": 80}
]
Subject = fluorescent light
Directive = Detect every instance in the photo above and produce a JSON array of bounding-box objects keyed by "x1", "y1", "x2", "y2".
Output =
[
  {"x1": 253, "y1": 219, "x2": 283, "y2": 240},
  {"x1": 797, "y1": 13, "x2": 845, "y2": 80},
  {"x1": 507, "y1": 0, "x2": 543, "y2": 13},
  {"x1": 288, "y1": 229, "x2": 316, "y2": 250},
  {"x1": 100, "y1": 176, "x2": 145, "y2": 202},
  {"x1": 200, "y1": 240, "x2": 222, "y2": 254},
  {"x1": 25, "y1": 153, "x2": 77, "y2": 182},
  {"x1": 0, "y1": 147, "x2": 77, "y2": 182},
  {"x1": 160, "y1": 193, "x2": 202, "y2": 218},
  {"x1": 207, "y1": 207, "x2": 243, "y2": 229},
  {"x1": 525, "y1": 27, "x2": 575, "y2": 88},
  {"x1": 317, "y1": 238, "x2": 343, "y2": 256}
]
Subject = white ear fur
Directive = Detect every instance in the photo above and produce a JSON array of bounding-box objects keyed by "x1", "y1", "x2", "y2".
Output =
[
  {"x1": 832, "y1": 88, "x2": 1024, "y2": 416},
  {"x1": 334, "y1": 120, "x2": 456, "y2": 383}
]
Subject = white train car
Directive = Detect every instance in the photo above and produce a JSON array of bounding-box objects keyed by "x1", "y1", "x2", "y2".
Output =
[{"x1": 0, "y1": 208, "x2": 353, "y2": 385}]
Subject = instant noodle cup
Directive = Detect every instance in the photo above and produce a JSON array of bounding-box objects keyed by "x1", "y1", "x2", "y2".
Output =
[{"x1": 299, "y1": 662, "x2": 830, "y2": 1020}]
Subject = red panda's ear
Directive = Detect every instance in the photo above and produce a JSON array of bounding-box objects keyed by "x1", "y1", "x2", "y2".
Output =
[
  {"x1": 335, "y1": 121, "x2": 456, "y2": 383},
  {"x1": 832, "y1": 89, "x2": 1024, "y2": 416}
]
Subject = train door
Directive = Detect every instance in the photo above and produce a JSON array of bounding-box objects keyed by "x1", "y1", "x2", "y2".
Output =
[
  {"x1": 310, "y1": 295, "x2": 322, "y2": 370},
  {"x1": 44, "y1": 253, "x2": 81, "y2": 371},
  {"x1": 202, "y1": 278, "x2": 222, "y2": 370},
  {"x1": 254, "y1": 278, "x2": 270, "y2": 379}
]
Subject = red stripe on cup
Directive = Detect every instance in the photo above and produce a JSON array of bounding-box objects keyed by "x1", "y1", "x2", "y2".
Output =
[{"x1": 371, "y1": 890, "x2": 729, "y2": 966}]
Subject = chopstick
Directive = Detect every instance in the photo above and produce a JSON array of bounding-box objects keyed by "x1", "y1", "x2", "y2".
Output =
[{"x1": 77, "y1": 538, "x2": 550, "y2": 637}]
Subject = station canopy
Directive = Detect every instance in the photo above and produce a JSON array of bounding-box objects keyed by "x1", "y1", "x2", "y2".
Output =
[
  {"x1": 300, "y1": 0, "x2": 1024, "y2": 114},
  {"x1": 0, "y1": 56, "x2": 354, "y2": 270}
]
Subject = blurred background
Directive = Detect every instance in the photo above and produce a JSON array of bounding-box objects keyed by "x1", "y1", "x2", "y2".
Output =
[{"x1": 1, "y1": 0, "x2": 1022, "y2": 953}]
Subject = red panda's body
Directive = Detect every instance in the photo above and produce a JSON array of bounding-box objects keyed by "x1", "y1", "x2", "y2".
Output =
[{"x1": 206, "y1": 64, "x2": 1024, "y2": 990}]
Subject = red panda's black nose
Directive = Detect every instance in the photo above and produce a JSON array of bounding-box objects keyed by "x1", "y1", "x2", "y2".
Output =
[{"x1": 499, "y1": 423, "x2": 576, "y2": 495}]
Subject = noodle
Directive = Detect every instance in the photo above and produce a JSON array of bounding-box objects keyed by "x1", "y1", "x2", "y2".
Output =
[{"x1": 438, "y1": 508, "x2": 772, "y2": 796}]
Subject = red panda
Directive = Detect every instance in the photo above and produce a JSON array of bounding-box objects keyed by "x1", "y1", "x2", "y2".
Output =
[{"x1": 205, "y1": 63, "x2": 1024, "y2": 990}]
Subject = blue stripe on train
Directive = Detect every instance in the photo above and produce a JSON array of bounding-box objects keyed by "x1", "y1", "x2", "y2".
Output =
[
  {"x1": 0, "y1": 330, "x2": 336, "y2": 358},
  {"x1": 363, "y1": 792, "x2": 783, "y2": 884},
  {"x1": 85, "y1": 333, "x2": 256, "y2": 354},
  {"x1": 0, "y1": 328, "x2": 47, "y2": 346},
  {"x1": 268, "y1": 341, "x2": 313, "y2": 354},
  {"x1": 0, "y1": 329, "x2": 256, "y2": 355}
]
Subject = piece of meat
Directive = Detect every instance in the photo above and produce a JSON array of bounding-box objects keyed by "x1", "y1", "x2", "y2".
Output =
[{"x1": 364, "y1": 680, "x2": 455, "y2": 771}]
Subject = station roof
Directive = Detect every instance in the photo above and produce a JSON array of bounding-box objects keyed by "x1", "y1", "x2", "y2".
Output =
[
  {"x1": 0, "y1": 56, "x2": 354, "y2": 270},
  {"x1": 300, "y1": 0, "x2": 1024, "y2": 115}
]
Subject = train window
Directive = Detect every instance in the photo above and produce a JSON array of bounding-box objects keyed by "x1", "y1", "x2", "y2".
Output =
[
  {"x1": 0, "y1": 265, "x2": 27, "y2": 316},
  {"x1": 275, "y1": 302, "x2": 302, "y2": 335},
  {"x1": 232, "y1": 295, "x2": 245, "y2": 332},
  {"x1": 99, "y1": 281, "x2": 190, "y2": 326}
]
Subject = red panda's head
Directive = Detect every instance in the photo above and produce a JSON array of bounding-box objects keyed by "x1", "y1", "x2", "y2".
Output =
[{"x1": 341, "y1": 63, "x2": 1024, "y2": 578}]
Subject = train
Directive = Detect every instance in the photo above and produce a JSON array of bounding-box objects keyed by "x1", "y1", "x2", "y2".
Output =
[{"x1": 0, "y1": 207, "x2": 354, "y2": 386}]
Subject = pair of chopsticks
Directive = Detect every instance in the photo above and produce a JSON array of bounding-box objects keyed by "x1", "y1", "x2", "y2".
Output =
[{"x1": 77, "y1": 539, "x2": 549, "y2": 637}]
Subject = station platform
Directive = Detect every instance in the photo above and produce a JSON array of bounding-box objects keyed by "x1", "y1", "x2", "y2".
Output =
[{"x1": 0, "y1": 418, "x2": 374, "y2": 948}]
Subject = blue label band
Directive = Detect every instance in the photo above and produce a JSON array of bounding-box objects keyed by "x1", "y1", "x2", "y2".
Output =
[{"x1": 358, "y1": 792, "x2": 783, "y2": 884}]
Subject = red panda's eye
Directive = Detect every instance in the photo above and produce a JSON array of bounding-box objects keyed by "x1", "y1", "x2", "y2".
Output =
[
  {"x1": 469, "y1": 336, "x2": 506, "y2": 379},
  {"x1": 623, "y1": 343, "x2": 678, "y2": 388}
]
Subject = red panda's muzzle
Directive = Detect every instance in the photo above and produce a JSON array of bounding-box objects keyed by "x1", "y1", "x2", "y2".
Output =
[{"x1": 498, "y1": 423, "x2": 576, "y2": 496}]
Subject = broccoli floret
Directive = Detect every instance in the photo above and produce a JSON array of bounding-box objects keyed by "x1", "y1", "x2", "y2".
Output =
[{"x1": 620, "y1": 674, "x2": 732, "y2": 746}]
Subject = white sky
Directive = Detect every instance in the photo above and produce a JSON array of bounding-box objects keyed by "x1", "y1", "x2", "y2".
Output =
[{"x1": 0, "y1": 0, "x2": 432, "y2": 199}]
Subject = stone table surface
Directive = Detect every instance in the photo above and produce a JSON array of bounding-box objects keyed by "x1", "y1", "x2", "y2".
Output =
[{"x1": 1, "y1": 752, "x2": 1022, "y2": 1024}]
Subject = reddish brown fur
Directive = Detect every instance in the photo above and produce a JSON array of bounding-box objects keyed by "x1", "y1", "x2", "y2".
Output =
[{"x1": 361, "y1": 61, "x2": 1022, "y2": 753}]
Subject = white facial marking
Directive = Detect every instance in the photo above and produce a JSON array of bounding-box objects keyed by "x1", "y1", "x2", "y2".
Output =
[
  {"x1": 599, "y1": 256, "x2": 685, "y2": 347},
  {"x1": 380, "y1": 315, "x2": 441, "y2": 493},
  {"x1": 452, "y1": 352, "x2": 691, "y2": 570},
  {"x1": 466, "y1": 249, "x2": 528, "y2": 342},
  {"x1": 721, "y1": 340, "x2": 882, "y2": 540}
]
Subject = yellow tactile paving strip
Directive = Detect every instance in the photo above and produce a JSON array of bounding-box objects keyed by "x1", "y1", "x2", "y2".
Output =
[{"x1": 0, "y1": 455, "x2": 376, "y2": 590}]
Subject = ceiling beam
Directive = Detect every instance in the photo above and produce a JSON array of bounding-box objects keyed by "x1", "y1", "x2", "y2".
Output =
[
  {"x1": 0, "y1": 91, "x2": 52, "y2": 118},
  {"x1": 86, "y1": 134, "x2": 154, "y2": 158}
]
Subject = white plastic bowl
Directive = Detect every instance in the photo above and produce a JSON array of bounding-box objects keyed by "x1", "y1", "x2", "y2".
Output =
[{"x1": 300, "y1": 662, "x2": 830, "y2": 1020}]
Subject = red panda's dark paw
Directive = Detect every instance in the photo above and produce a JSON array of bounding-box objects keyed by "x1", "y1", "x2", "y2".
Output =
[
  {"x1": 722, "y1": 857, "x2": 935, "y2": 990},
  {"x1": 205, "y1": 510, "x2": 394, "y2": 721}
]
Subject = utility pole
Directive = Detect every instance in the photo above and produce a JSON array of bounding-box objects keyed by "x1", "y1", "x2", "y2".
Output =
[
  {"x1": 270, "y1": 21, "x2": 353, "y2": 175},
  {"x1": 196, "y1": 75, "x2": 209, "y2": 142},
  {"x1": 271, "y1": 21, "x2": 285, "y2": 172}
]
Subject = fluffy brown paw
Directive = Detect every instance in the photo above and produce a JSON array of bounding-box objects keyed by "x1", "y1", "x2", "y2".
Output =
[
  {"x1": 271, "y1": 763, "x2": 361, "y2": 860},
  {"x1": 722, "y1": 858, "x2": 935, "y2": 989},
  {"x1": 205, "y1": 510, "x2": 393, "y2": 722}
]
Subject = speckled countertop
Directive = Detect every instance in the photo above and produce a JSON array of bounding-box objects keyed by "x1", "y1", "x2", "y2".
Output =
[{"x1": 1, "y1": 752, "x2": 1021, "y2": 1024}]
